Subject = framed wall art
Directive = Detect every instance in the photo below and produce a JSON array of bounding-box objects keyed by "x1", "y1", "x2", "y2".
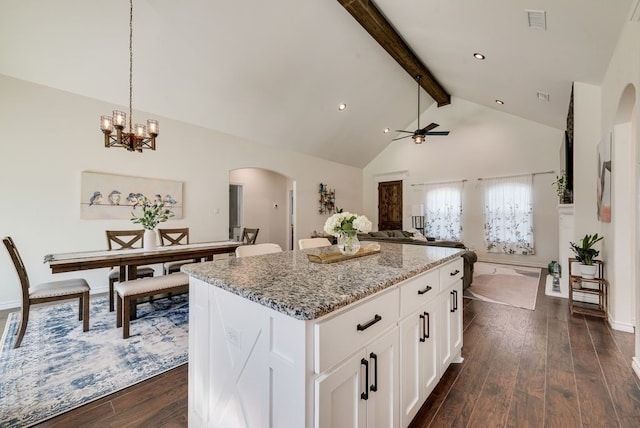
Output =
[
  {"x1": 80, "y1": 171, "x2": 183, "y2": 220},
  {"x1": 596, "y1": 132, "x2": 611, "y2": 223}
]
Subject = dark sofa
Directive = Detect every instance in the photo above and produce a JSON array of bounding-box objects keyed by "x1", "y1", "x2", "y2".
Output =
[{"x1": 357, "y1": 230, "x2": 477, "y2": 289}]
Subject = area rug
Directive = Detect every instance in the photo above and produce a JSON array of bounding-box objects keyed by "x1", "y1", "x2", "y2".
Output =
[
  {"x1": 464, "y1": 262, "x2": 541, "y2": 310},
  {"x1": 0, "y1": 294, "x2": 188, "y2": 427}
]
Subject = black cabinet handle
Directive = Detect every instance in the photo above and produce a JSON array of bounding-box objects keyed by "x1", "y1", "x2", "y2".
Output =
[
  {"x1": 419, "y1": 313, "x2": 426, "y2": 342},
  {"x1": 450, "y1": 291, "x2": 455, "y2": 313},
  {"x1": 361, "y1": 358, "x2": 369, "y2": 400},
  {"x1": 424, "y1": 311, "x2": 430, "y2": 339},
  {"x1": 450, "y1": 269, "x2": 460, "y2": 276},
  {"x1": 417, "y1": 285, "x2": 433, "y2": 295},
  {"x1": 357, "y1": 314, "x2": 382, "y2": 331},
  {"x1": 453, "y1": 290, "x2": 458, "y2": 311},
  {"x1": 369, "y1": 352, "x2": 378, "y2": 392}
]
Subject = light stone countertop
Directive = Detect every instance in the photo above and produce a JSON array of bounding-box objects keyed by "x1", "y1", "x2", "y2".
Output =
[{"x1": 182, "y1": 242, "x2": 464, "y2": 320}]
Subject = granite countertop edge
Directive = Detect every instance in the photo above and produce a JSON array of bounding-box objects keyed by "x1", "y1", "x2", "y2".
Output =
[{"x1": 183, "y1": 247, "x2": 464, "y2": 321}]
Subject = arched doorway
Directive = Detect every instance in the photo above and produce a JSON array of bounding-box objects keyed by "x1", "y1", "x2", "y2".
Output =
[
  {"x1": 612, "y1": 84, "x2": 639, "y2": 376},
  {"x1": 229, "y1": 168, "x2": 295, "y2": 251}
]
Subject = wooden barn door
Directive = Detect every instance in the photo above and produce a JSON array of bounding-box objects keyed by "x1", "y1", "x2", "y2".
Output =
[{"x1": 378, "y1": 180, "x2": 403, "y2": 230}]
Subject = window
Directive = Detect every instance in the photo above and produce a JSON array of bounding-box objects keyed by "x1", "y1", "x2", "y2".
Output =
[
  {"x1": 483, "y1": 175, "x2": 534, "y2": 254},
  {"x1": 423, "y1": 181, "x2": 463, "y2": 240}
]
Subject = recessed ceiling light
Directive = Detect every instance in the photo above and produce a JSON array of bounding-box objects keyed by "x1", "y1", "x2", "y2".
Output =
[
  {"x1": 383, "y1": 128, "x2": 390, "y2": 133},
  {"x1": 338, "y1": 103, "x2": 347, "y2": 111},
  {"x1": 495, "y1": 99, "x2": 504, "y2": 105},
  {"x1": 473, "y1": 53, "x2": 485, "y2": 60}
]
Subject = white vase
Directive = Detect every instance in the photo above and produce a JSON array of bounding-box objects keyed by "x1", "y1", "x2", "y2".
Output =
[
  {"x1": 337, "y1": 231, "x2": 360, "y2": 255},
  {"x1": 579, "y1": 264, "x2": 597, "y2": 279},
  {"x1": 143, "y1": 229, "x2": 157, "y2": 251}
]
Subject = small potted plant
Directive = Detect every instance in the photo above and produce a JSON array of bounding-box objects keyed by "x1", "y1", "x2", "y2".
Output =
[
  {"x1": 569, "y1": 233, "x2": 603, "y2": 278},
  {"x1": 553, "y1": 173, "x2": 572, "y2": 204},
  {"x1": 131, "y1": 196, "x2": 174, "y2": 250}
]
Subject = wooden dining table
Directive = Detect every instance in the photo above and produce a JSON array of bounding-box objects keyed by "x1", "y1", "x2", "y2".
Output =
[{"x1": 44, "y1": 240, "x2": 242, "y2": 282}]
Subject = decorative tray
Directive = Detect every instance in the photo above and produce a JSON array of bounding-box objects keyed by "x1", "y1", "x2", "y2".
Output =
[{"x1": 307, "y1": 244, "x2": 381, "y2": 264}]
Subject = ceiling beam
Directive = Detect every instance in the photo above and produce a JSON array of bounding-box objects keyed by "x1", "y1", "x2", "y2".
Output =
[{"x1": 337, "y1": 0, "x2": 451, "y2": 106}]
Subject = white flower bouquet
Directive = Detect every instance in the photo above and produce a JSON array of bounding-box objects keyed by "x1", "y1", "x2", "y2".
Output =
[{"x1": 323, "y1": 211, "x2": 372, "y2": 237}]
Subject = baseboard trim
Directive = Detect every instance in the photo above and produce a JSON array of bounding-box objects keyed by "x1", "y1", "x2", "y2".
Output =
[
  {"x1": 632, "y1": 357, "x2": 640, "y2": 380},
  {"x1": 608, "y1": 316, "x2": 635, "y2": 333}
]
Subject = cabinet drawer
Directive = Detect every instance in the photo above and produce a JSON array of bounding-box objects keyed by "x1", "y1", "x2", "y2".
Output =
[
  {"x1": 314, "y1": 288, "x2": 399, "y2": 374},
  {"x1": 400, "y1": 269, "x2": 439, "y2": 317},
  {"x1": 440, "y1": 258, "x2": 464, "y2": 291}
]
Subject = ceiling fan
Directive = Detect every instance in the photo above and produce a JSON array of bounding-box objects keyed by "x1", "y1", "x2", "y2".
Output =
[{"x1": 393, "y1": 75, "x2": 450, "y2": 144}]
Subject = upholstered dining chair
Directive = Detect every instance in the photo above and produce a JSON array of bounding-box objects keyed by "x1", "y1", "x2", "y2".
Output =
[
  {"x1": 106, "y1": 230, "x2": 155, "y2": 312},
  {"x1": 241, "y1": 228, "x2": 259, "y2": 245},
  {"x1": 3, "y1": 236, "x2": 90, "y2": 348},
  {"x1": 298, "y1": 237, "x2": 332, "y2": 250},
  {"x1": 158, "y1": 227, "x2": 196, "y2": 274},
  {"x1": 235, "y1": 243, "x2": 282, "y2": 258}
]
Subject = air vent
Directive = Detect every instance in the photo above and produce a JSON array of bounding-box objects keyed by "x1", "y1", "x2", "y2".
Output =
[
  {"x1": 526, "y1": 10, "x2": 547, "y2": 30},
  {"x1": 537, "y1": 91, "x2": 550, "y2": 102}
]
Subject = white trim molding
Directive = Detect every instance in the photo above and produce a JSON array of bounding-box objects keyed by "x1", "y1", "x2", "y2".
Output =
[{"x1": 632, "y1": 357, "x2": 640, "y2": 380}]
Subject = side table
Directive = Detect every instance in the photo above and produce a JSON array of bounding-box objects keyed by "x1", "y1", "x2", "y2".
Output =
[{"x1": 568, "y1": 258, "x2": 607, "y2": 318}]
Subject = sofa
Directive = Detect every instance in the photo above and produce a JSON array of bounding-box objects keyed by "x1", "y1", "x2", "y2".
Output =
[{"x1": 357, "y1": 230, "x2": 477, "y2": 289}]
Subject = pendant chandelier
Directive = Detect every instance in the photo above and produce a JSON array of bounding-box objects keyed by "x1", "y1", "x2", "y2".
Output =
[{"x1": 100, "y1": 0, "x2": 158, "y2": 152}]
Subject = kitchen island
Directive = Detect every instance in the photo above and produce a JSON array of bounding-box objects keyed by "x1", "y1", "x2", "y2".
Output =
[{"x1": 182, "y1": 242, "x2": 465, "y2": 428}]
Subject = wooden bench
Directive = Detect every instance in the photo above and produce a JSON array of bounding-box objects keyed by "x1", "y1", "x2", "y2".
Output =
[{"x1": 115, "y1": 273, "x2": 189, "y2": 339}]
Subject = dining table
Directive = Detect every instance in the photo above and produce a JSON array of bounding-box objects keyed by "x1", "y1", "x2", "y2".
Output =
[{"x1": 44, "y1": 240, "x2": 243, "y2": 282}]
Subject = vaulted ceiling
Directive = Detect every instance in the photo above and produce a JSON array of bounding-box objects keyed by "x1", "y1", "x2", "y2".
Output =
[{"x1": 0, "y1": 0, "x2": 634, "y2": 167}]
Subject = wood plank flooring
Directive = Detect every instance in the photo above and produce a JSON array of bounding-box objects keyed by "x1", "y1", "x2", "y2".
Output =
[{"x1": 1, "y1": 272, "x2": 638, "y2": 427}]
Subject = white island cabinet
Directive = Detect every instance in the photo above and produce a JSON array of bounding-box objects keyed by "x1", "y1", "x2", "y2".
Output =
[{"x1": 183, "y1": 243, "x2": 465, "y2": 428}]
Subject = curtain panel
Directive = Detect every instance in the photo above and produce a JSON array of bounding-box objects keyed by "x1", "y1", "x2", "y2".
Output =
[
  {"x1": 422, "y1": 181, "x2": 463, "y2": 240},
  {"x1": 483, "y1": 174, "x2": 535, "y2": 254}
]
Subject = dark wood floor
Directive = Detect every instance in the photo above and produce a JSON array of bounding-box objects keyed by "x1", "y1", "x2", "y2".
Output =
[{"x1": 2, "y1": 273, "x2": 639, "y2": 427}]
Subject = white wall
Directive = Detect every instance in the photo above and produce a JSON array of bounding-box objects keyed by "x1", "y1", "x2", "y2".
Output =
[
  {"x1": 363, "y1": 97, "x2": 563, "y2": 268},
  {"x1": 229, "y1": 168, "x2": 289, "y2": 250},
  {"x1": 0, "y1": 75, "x2": 362, "y2": 309}
]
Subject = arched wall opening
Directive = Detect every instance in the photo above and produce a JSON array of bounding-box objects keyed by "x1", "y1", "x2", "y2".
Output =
[
  {"x1": 607, "y1": 84, "x2": 637, "y2": 333},
  {"x1": 229, "y1": 167, "x2": 296, "y2": 251},
  {"x1": 610, "y1": 83, "x2": 639, "y2": 375}
]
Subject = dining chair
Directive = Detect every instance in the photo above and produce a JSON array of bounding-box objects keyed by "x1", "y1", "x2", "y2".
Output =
[
  {"x1": 241, "y1": 228, "x2": 259, "y2": 245},
  {"x1": 106, "y1": 230, "x2": 155, "y2": 312},
  {"x1": 158, "y1": 227, "x2": 196, "y2": 274},
  {"x1": 298, "y1": 237, "x2": 332, "y2": 250},
  {"x1": 235, "y1": 243, "x2": 282, "y2": 258},
  {"x1": 3, "y1": 236, "x2": 90, "y2": 348}
]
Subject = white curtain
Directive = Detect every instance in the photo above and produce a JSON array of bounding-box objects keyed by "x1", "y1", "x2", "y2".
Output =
[
  {"x1": 423, "y1": 181, "x2": 463, "y2": 240},
  {"x1": 483, "y1": 175, "x2": 535, "y2": 254}
]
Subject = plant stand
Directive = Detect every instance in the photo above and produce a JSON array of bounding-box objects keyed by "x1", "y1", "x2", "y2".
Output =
[{"x1": 568, "y1": 258, "x2": 607, "y2": 318}]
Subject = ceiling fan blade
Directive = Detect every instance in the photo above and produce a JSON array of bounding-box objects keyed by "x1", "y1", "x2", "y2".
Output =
[
  {"x1": 420, "y1": 122, "x2": 439, "y2": 133},
  {"x1": 392, "y1": 135, "x2": 413, "y2": 141},
  {"x1": 394, "y1": 130, "x2": 414, "y2": 134},
  {"x1": 425, "y1": 131, "x2": 449, "y2": 136}
]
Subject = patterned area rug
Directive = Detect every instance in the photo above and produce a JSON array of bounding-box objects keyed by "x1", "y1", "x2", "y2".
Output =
[
  {"x1": 0, "y1": 294, "x2": 188, "y2": 427},
  {"x1": 464, "y1": 262, "x2": 541, "y2": 310}
]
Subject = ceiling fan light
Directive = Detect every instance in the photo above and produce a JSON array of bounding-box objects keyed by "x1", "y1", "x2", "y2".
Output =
[{"x1": 414, "y1": 135, "x2": 424, "y2": 144}]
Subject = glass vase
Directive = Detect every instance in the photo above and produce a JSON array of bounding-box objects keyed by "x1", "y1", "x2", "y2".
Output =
[{"x1": 337, "y1": 231, "x2": 360, "y2": 255}]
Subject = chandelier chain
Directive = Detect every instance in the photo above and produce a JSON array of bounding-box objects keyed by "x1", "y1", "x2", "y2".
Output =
[{"x1": 128, "y1": 0, "x2": 133, "y2": 132}]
